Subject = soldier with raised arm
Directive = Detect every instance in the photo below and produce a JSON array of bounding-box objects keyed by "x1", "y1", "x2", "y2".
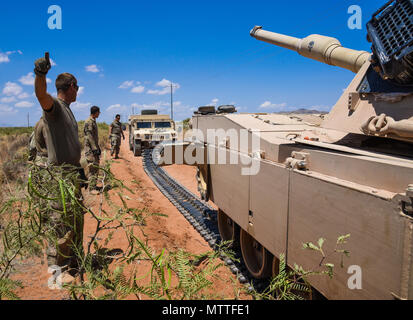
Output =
[
  {"x1": 109, "y1": 114, "x2": 125, "y2": 159},
  {"x1": 84, "y1": 106, "x2": 101, "y2": 193},
  {"x1": 34, "y1": 52, "x2": 83, "y2": 285}
]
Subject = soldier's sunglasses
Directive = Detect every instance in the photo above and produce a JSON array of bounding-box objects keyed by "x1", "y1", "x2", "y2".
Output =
[{"x1": 72, "y1": 83, "x2": 79, "y2": 91}]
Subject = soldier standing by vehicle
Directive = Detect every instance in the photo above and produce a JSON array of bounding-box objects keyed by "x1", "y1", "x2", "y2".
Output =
[
  {"x1": 33, "y1": 52, "x2": 84, "y2": 284},
  {"x1": 84, "y1": 106, "x2": 101, "y2": 193},
  {"x1": 109, "y1": 114, "x2": 125, "y2": 159},
  {"x1": 28, "y1": 117, "x2": 48, "y2": 164}
]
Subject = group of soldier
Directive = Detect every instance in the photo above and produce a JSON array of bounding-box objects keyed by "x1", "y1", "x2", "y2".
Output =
[
  {"x1": 83, "y1": 109, "x2": 125, "y2": 191},
  {"x1": 30, "y1": 52, "x2": 125, "y2": 284}
]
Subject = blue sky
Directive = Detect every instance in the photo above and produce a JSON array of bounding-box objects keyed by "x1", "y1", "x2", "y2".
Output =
[{"x1": 0, "y1": 0, "x2": 380, "y2": 126}]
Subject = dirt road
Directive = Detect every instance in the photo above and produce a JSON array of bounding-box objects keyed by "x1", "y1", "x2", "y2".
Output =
[{"x1": 11, "y1": 135, "x2": 242, "y2": 300}]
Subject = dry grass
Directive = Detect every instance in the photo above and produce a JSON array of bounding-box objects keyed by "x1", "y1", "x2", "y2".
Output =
[
  {"x1": 0, "y1": 134, "x2": 30, "y2": 185},
  {"x1": 0, "y1": 122, "x2": 110, "y2": 203}
]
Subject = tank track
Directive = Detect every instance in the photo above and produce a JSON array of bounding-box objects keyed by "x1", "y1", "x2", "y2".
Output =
[{"x1": 142, "y1": 149, "x2": 269, "y2": 293}]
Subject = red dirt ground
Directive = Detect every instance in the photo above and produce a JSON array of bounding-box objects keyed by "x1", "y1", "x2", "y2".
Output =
[{"x1": 10, "y1": 134, "x2": 245, "y2": 300}]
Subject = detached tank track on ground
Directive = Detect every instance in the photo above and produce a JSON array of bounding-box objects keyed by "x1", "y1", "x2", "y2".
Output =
[{"x1": 142, "y1": 149, "x2": 269, "y2": 293}]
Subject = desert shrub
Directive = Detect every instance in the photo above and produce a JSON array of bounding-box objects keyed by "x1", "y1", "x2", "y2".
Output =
[
  {"x1": 0, "y1": 134, "x2": 30, "y2": 184},
  {"x1": 182, "y1": 118, "x2": 191, "y2": 130}
]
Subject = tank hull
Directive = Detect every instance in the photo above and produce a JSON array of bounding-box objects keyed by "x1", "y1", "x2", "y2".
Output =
[{"x1": 192, "y1": 113, "x2": 413, "y2": 300}]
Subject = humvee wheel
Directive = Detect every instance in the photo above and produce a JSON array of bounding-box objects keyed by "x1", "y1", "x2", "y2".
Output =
[
  {"x1": 217, "y1": 209, "x2": 239, "y2": 248},
  {"x1": 240, "y1": 229, "x2": 272, "y2": 279},
  {"x1": 133, "y1": 143, "x2": 142, "y2": 157}
]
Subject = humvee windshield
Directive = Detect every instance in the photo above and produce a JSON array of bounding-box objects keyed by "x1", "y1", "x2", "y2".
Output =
[
  {"x1": 155, "y1": 122, "x2": 171, "y2": 128},
  {"x1": 137, "y1": 122, "x2": 152, "y2": 129}
]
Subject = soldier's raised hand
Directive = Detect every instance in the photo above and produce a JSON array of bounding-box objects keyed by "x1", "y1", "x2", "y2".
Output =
[{"x1": 34, "y1": 52, "x2": 52, "y2": 77}]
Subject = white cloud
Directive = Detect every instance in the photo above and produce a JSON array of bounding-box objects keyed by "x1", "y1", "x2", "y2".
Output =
[
  {"x1": 1, "y1": 96, "x2": 16, "y2": 103},
  {"x1": 147, "y1": 78, "x2": 180, "y2": 95},
  {"x1": 50, "y1": 58, "x2": 57, "y2": 66},
  {"x1": 107, "y1": 104, "x2": 129, "y2": 113},
  {"x1": 77, "y1": 86, "x2": 85, "y2": 95},
  {"x1": 156, "y1": 79, "x2": 172, "y2": 87},
  {"x1": 107, "y1": 104, "x2": 121, "y2": 110},
  {"x1": 0, "y1": 104, "x2": 17, "y2": 115},
  {"x1": 0, "y1": 53, "x2": 10, "y2": 63},
  {"x1": 19, "y1": 72, "x2": 35, "y2": 86},
  {"x1": 18, "y1": 92, "x2": 30, "y2": 99},
  {"x1": 131, "y1": 85, "x2": 145, "y2": 94},
  {"x1": 2, "y1": 82, "x2": 23, "y2": 96},
  {"x1": 259, "y1": 101, "x2": 288, "y2": 110},
  {"x1": 15, "y1": 101, "x2": 34, "y2": 108},
  {"x1": 18, "y1": 72, "x2": 51, "y2": 86},
  {"x1": 0, "y1": 51, "x2": 22, "y2": 64},
  {"x1": 142, "y1": 101, "x2": 169, "y2": 109},
  {"x1": 85, "y1": 64, "x2": 100, "y2": 73},
  {"x1": 71, "y1": 101, "x2": 91, "y2": 111},
  {"x1": 119, "y1": 81, "x2": 135, "y2": 89},
  {"x1": 208, "y1": 98, "x2": 219, "y2": 106}
]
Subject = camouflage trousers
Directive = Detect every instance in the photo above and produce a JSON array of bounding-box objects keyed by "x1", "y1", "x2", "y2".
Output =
[
  {"x1": 45, "y1": 202, "x2": 84, "y2": 272},
  {"x1": 85, "y1": 153, "x2": 100, "y2": 190},
  {"x1": 110, "y1": 135, "x2": 121, "y2": 157},
  {"x1": 31, "y1": 166, "x2": 85, "y2": 273}
]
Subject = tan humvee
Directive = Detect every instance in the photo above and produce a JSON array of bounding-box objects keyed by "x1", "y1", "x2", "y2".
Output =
[{"x1": 128, "y1": 110, "x2": 177, "y2": 156}]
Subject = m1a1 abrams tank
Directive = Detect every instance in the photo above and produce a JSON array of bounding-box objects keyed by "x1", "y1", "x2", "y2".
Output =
[{"x1": 164, "y1": 0, "x2": 413, "y2": 300}]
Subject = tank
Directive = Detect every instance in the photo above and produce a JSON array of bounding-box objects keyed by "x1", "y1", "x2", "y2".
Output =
[{"x1": 160, "y1": 0, "x2": 413, "y2": 299}]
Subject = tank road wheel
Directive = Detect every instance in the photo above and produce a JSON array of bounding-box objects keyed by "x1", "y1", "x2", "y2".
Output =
[
  {"x1": 240, "y1": 229, "x2": 272, "y2": 279},
  {"x1": 217, "y1": 209, "x2": 240, "y2": 248},
  {"x1": 272, "y1": 256, "x2": 280, "y2": 278},
  {"x1": 272, "y1": 255, "x2": 314, "y2": 300},
  {"x1": 196, "y1": 165, "x2": 209, "y2": 202}
]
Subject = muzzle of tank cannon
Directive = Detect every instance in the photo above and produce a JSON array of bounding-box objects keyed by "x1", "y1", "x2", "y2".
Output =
[{"x1": 250, "y1": 26, "x2": 371, "y2": 73}]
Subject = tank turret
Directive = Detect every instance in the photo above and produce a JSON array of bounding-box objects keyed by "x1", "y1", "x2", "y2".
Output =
[
  {"x1": 250, "y1": 26, "x2": 371, "y2": 73},
  {"x1": 250, "y1": 0, "x2": 413, "y2": 144}
]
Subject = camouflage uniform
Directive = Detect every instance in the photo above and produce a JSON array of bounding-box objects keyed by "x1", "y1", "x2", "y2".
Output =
[
  {"x1": 28, "y1": 118, "x2": 49, "y2": 166},
  {"x1": 45, "y1": 195, "x2": 84, "y2": 270},
  {"x1": 110, "y1": 120, "x2": 124, "y2": 158},
  {"x1": 84, "y1": 116, "x2": 100, "y2": 190},
  {"x1": 40, "y1": 97, "x2": 84, "y2": 272}
]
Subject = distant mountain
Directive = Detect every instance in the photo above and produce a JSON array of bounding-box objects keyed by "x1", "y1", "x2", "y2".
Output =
[{"x1": 276, "y1": 108, "x2": 328, "y2": 115}]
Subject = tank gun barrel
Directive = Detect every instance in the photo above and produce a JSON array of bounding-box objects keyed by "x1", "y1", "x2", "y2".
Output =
[{"x1": 250, "y1": 26, "x2": 371, "y2": 73}]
